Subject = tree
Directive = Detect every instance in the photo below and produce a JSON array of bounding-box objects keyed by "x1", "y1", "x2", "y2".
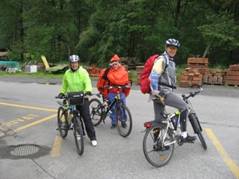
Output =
[
  {"x1": 198, "y1": 13, "x2": 239, "y2": 55},
  {"x1": 0, "y1": 0, "x2": 25, "y2": 60}
]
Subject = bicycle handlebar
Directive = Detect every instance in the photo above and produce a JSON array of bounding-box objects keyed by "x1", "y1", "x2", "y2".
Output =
[
  {"x1": 182, "y1": 87, "x2": 203, "y2": 100},
  {"x1": 104, "y1": 85, "x2": 131, "y2": 89},
  {"x1": 55, "y1": 95, "x2": 66, "y2": 99},
  {"x1": 55, "y1": 92, "x2": 90, "y2": 100}
]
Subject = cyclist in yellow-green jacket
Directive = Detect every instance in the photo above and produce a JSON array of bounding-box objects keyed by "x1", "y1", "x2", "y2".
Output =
[{"x1": 58, "y1": 54, "x2": 97, "y2": 146}]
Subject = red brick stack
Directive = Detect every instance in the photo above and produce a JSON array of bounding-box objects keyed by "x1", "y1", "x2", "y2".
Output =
[
  {"x1": 224, "y1": 64, "x2": 239, "y2": 86},
  {"x1": 86, "y1": 65, "x2": 103, "y2": 77},
  {"x1": 204, "y1": 69, "x2": 226, "y2": 85},
  {"x1": 179, "y1": 58, "x2": 208, "y2": 87},
  {"x1": 187, "y1": 57, "x2": 209, "y2": 75},
  {"x1": 136, "y1": 66, "x2": 144, "y2": 84},
  {"x1": 179, "y1": 68, "x2": 203, "y2": 87}
]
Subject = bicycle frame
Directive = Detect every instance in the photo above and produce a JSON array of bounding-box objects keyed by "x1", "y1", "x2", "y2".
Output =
[
  {"x1": 143, "y1": 88, "x2": 206, "y2": 167},
  {"x1": 97, "y1": 86, "x2": 127, "y2": 122},
  {"x1": 56, "y1": 93, "x2": 86, "y2": 155},
  {"x1": 144, "y1": 88, "x2": 204, "y2": 146},
  {"x1": 90, "y1": 85, "x2": 132, "y2": 137},
  {"x1": 103, "y1": 93, "x2": 122, "y2": 116},
  {"x1": 57, "y1": 99, "x2": 79, "y2": 122}
]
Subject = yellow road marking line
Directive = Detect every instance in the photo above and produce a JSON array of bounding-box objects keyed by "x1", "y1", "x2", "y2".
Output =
[
  {"x1": 0, "y1": 102, "x2": 56, "y2": 112},
  {"x1": 51, "y1": 135, "x2": 63, "y2": 157},
  {"x1": 3, "y1": 114, "x2": 39, "y2": 127},
  {"x1": 205, "y1": 128, "x2": 239, "y2": 178},
  {"x1": 15, "y1": 114, "x2": 57, "y2": 132}
]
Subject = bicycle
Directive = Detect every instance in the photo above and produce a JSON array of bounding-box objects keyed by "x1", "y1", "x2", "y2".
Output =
[
  {"x1": 89, "y1": 85, "x2": 132, "y2": 137},
  {"x1": 56, "y1": 92, "x2": 86, "y2": 155},
  {"x1": 143, "y1": 88, "x2": 207, "y2": 167}
]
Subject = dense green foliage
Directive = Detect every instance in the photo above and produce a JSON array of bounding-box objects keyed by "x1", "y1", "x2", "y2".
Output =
[{"x1": 0, "y1": 0, "x2": 238, "y2": 66}]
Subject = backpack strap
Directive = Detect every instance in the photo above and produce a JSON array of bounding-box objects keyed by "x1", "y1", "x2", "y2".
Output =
[
  {"x1": 161, "y1": 53, "x2": 169, "y2": 72},
  {"x1": 102, "y1": 67, "x2": 111, "y2": 81},
  {"x1": 159, "y1": 54, "x2": 176, "y2": 89}
]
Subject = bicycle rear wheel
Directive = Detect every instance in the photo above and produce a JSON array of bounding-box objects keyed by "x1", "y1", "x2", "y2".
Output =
[
  {"x1": 143, "y1": 126, "x2": 174, "y2": 167},
  {"x1": 116, "y1": 104, "x2": 132, "y2": 137},
  {"x1": 89, "y1": 98, "x2": 103, "y2": 126},
  {"x1": 57, "y1": 107, "x2": 69, "y2": 138},
  {"x1": 73, "y1": 116, "x2": 84, "y2": 155}
]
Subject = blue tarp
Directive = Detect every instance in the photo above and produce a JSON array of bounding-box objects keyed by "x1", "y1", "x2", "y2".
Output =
[{"x1": 0, "y1": 60, "x2": 20, "y2": 70}]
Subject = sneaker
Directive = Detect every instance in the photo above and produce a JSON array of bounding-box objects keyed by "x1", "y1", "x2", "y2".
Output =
[
  {"x1": 69, "y1": 123, "x2": 74, "y2": 130},
  {"x1": 91, "y1": 140, "x2": 97, "y2": 146},
  {"x1": 121, "y1": 121, "x2": 127, "y2": 128},
  {"x1": 76, "y1": 134, "x2": 81, "y2": 140},
  {"x1": 181, "y1": 135, "x2": 196, "y2": 143},
  {"x1": 111, "y1": 124, "x2": 116, "y2": 129}
]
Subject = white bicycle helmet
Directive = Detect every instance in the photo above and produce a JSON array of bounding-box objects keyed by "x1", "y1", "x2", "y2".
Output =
[
  {"x1": 69, "y1": 54, "x2": 80, "y2": 63},
  {"x1": 165, "y1": 38, "x2": 180, "y2": 48}
]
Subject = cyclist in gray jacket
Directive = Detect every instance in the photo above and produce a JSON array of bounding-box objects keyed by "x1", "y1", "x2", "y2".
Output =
[{"x1": 150, "y1": 38, "x2": 196, "y2": 143}]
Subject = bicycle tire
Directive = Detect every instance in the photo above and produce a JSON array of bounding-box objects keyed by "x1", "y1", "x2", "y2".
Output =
[
  {"x1": 89, "y1": 98, "x2": 103, "y2": 126},
  {"x1": 57, "y1": 107, "x2": 69, "y2": 138},
  {"x1": 197, "y1": 131, "x2": 207, "y2": 150},
  {"x1": 190, "y1": 114, "x2": 207, "y2": 150},
  {"x1": 73, "y1": 116, "x2": 84, "y2": 155},
  {"x1": 116, "y1": 104, "x2": 132, "y2": 137},
  {"x1": 143, "y1": 126, "x2": 174, "y2": 167}
]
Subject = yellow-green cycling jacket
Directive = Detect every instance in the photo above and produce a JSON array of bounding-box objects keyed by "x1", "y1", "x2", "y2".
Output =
[{"x1": 60, "y1": 66, "x2": 92, "y2": 94}]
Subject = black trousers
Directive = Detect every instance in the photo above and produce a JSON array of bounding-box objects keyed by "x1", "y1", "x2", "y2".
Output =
[{"x1": 76, "y1": 99, "x2": 96, "y2": 140}]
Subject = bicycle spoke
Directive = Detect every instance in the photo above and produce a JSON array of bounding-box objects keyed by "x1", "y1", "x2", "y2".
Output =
[
  {"x1": 73, "y1": 117, "x2": 84, "y2": 155},
  {"x1": 57, "y1": 107, "x2": 69, "y2": 138},
  {"x1": 117, "y1": 104, "x2": 132, "y2": 137},
  {"x1": 89, "y1": 98, "x2": 103, "y2": 126},
  {"x1": 143, "y1": 126, "x2": 174, "y2": 167}
]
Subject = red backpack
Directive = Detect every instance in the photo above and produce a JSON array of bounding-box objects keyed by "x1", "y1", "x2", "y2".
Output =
[
  {"x1": 140, "y1": 54, "x2": 169, "y2": 94},
  {"x1": 139, "y1": 54, "x2": 159, "y2": 94}
]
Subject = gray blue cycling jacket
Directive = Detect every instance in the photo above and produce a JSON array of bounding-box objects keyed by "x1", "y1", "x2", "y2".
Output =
[{"x1": 149, "y1": 51, "x2": 176, "y2": 94}]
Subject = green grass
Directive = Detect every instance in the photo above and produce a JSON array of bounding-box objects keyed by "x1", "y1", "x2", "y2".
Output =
[
  {"x1": 128, "y1": 70, "x2": 138, "y2": 84},
  {"x1": 176, "y1": 64, "x2": 187, "y2": 79},
  {"x1": 0, "y1": 71, "x2": 63, "y2": 79}
]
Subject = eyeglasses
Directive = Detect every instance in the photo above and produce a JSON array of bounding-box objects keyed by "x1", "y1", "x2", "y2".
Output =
[{"x1": 110, "y1": 62, "x2": 119, "y2": 66}]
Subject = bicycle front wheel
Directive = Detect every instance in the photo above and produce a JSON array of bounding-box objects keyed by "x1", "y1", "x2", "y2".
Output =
[
  {"x1": 89, "y1": 98, "x2": 103, "y2": 126},
  {"x1": 73, "y1": 116, "x2": 84, "y2": 155},
  {"x1": 116, "y1": 104, "x2": 132, "y2": 137},
  {"x1": 57, "y1": 107, "x2": 69, "y2": 138},
  {"x1": 143, "y1": 126, "x2": 174, "y2": 167},
  {"x1": 197, "y1": 131, "x2": 207, "y2": 150},
  {"x1": 189, "y1": 113, "x2": 207, "y2": 150}
]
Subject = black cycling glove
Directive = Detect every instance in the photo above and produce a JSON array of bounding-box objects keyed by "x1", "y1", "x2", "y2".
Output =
[
  {"x1": 58, "y1": 93, "x2": 65, "y2": 98},
  {"x1": 85, "y1": 91, "x2": 92, "y2": 96}
]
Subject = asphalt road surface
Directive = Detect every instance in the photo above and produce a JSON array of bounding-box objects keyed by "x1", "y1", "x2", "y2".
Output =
[{"x1": 0, "y1": 79, "x2": 238, "y2": 179}]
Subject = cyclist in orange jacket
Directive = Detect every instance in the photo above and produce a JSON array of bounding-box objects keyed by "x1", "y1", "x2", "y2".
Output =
[{"x1": 97, "y1": 54, "x2": 131, "y2": 128}]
